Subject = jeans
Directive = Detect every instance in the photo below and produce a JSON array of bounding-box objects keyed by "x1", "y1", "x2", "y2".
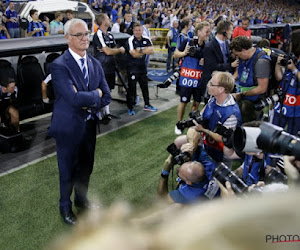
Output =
[{"x1": 8, "y1": 28, "x2": 20, "y2": 38}]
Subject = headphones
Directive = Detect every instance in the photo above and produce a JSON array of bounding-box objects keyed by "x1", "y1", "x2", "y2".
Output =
[{"x1": 222, "y1": 21, "x2": 231, "y2": 38}]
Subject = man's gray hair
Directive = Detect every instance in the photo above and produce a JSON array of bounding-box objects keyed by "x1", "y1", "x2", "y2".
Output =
[{"x1": 64, "y1": 18, "x2": 88, "y2": 35}]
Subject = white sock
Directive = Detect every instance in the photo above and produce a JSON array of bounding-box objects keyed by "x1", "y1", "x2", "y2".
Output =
[
  {"x1": 103, "y1": 105, "x2": 110, "y2": 115},
  {"x1": 268, "y1": 108, "x2": 274, "y2": 123}
]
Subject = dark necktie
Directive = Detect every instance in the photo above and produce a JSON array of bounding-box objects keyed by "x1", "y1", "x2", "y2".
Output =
[
  {"x1": 221, "y1": 42, "x2": 228, "y2": 63},
  {"x1": 80, "y1": 58, "x2": 89, "y2": 87}
]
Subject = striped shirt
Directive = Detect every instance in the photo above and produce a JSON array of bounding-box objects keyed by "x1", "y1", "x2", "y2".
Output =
[{"x1": 28, "y1": 21, "x2": 46, "y2": 37}]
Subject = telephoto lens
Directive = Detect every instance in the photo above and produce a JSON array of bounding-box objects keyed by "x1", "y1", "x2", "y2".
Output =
[
  {"x1": 264, "y1": 167, "x2": 288, "y2": 185},
  {"x1": 157, "y1": 71, "x2": 180, "y2": 88},
  {"x1": 253, "y1": 90, "x2": 282, "y2": 111},
  {"x1": 213, "y1": 163, "x2": 248, "y2": 194}
]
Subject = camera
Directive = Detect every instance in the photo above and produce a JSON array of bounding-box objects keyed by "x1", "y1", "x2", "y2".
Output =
[
  {"x1": 157, "y1": 71, "x2": 180, "y2": 88},
  {"x1": 280, "y1": 52, "x2": 298, "y2": 66},
  {"x1": 176, "y1": 110, "x2": 206, "y2": 131},
  {"x1": 166, "y1": 143, "x2": 191, "y2": 165},
  {"x1": 213, "y1": 163, "x2": 248, "y2": 194},
  {"x1": 188, "y1": 45, "x2": 202, "y2": 57},
  {"x1": 264, "y1": 167, "x2": 288, "y2": 185},
  {"x1": 214, "y1": 123, "x2": 234, "y2": 148},
  {"x1": 253, "y1": 89, "x2": 282, "y2": 111},
  {"x1": 233, "y1": 122, "x2": 300, "y2": 160}
]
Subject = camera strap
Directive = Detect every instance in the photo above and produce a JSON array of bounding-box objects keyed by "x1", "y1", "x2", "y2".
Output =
[
  {"x1": 252, "y1": 50, "x2": 268, "y2": 86},
  {"x1": 278, "y1": 68, "x2": 290, "y2": 125}
]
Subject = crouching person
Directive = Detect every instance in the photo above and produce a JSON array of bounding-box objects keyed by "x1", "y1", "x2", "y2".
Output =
[
  {"x1": 0, "y1": 78, "x2": 19, "y2": 133},
  {"x1": 158, "y1": 139, "x2": 220, "y2": 204}
]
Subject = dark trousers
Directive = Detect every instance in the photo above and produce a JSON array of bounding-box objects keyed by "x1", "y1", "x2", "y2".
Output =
[
  {"x1": 273, "y1": 112, "x2": 300, "y2": 136},
  {"x1": 127, "y1": 72, "x2": 150, "y2": 109},
  {"x1": 56, "y1": 119, "x2": 97, "y2": 210},
  {"x1": 166, "y1": 47, "x2": 176, "y2": 71}
]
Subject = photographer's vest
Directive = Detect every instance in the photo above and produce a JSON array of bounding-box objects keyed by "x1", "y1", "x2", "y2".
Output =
[
  {"x1": 177, "y1": 33, "x2": 189, "y2": 69},
  {"x1": 177, "y1": 33, "x2": 188, "y2": 48},
  {"x1": 179, "y1": 39, "x2": 204, "y2": 89},
  {"x1": 242, "y1": 154, "x2": 266, "y2": 186},
  {"x1": 274, "y1": 63, "x2": 300, "y2": 117},
  {"x1": 202, "y1": 96, "x2": 242, "y2": 162},
  {"x1": 177, "y1": 177, "x2": 220, "y2": 202},
  {"x1": 170, "y1": 27, "x2": 179, "y2": 52},
  {"x1": 93, "y1": 29, "x2": 116, "y2": 74},
  {"x1": 236, "y1": 48, "x2": 270, "y2": 101}
]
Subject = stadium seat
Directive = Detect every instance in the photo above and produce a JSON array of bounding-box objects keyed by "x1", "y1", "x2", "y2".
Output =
[
  {"x1": 44, "y1": 53, "x2": 60, "y2": 102},
  {"x1": 0, "y1": 59, "x2": 17, "y2": 83},
  {"x1": 17, "y1": 56, "x2": 45, "y2": 119},
  {"x1": 44, "y1": 52, "x2": 60, "y2": 75}
]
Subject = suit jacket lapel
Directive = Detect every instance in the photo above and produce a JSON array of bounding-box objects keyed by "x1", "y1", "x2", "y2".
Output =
[
  {"x1": 225, "y1": 41, "x2": 230, "y2": 54},
  {"x1": 214, "y1": 38, "x2": 223, "y2": 60},
  {"x1": 65, "y1": 50, "x2": 88, "y2": 91},
  {"x1": 87, "y1": 55, "x2": 94, "y2": 90}
]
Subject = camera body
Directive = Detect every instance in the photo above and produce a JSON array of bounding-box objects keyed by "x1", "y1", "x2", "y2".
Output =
[
  {"x1": 214, "y1": 123, "x2": 234, "y2": 148},
  {"x1": 166, "y1": 143, "x2": 191, "y2": 165},
  {"x1": 176, "y1": 110, "x2": 206, "y2": 131},
  {"x1": 188, "y1": 45, "x2": 202, "y2": 57},
  {"x1": 280, "y1": 52, "x2": 298, "y2": 66}
]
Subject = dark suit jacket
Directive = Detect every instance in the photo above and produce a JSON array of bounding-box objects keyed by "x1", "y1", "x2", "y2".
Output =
[
  {"x1": 49, "y1": 50, "x2": 111, "y2": 144},
  {"x1": 282, "y1": 24, "x2": 292, "y2": 40},
  {"x1": 202, "y1": 38, "x2": 232, "y2": 87}
]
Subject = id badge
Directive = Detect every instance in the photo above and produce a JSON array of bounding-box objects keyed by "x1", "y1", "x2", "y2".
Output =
[{"x1": 240, "y1": 68, "x2": 249, "y2": 83}]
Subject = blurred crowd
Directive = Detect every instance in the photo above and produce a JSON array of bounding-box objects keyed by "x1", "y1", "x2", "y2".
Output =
[
  {"x1": 0, "y1": 0, "x2": 300, "y2": 40},
  {"x1": 85, "y1": 0, "x2": 300, "y2": 26}
]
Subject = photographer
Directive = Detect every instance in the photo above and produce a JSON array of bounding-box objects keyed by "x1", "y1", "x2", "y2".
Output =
[
  {"x1": 158, "y1": 143, "x2": 220, "y2": 204},
  {"x1": 273, "y1": 30, "x2": 300, "y2": 136},
  {"x1": 173, "y1": 21, "x2": 210, "y2": 135},
  {"x1": 193, "y1": 71, "x2": 242, "y2": 164},
  {"x1": 230, "y1": 36, "x2": 271, "y2": 123}
]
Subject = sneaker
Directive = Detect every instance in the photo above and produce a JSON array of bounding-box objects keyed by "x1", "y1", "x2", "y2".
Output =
[
  {"x1": 99, "y1": 114, "x2": 112, "y2": 125},
  {"x1": 174, "y1": 124, "x2": 182, "y2": 135},
  {"x1": 135, "y1": 95, "x2": 140, "y2": 106},
  {"x1": 128, "y1": 109, "x2": 135, "y2": 115},
  {"x1": 144, "y1": 105, "x2": 157, "y2": 112}
]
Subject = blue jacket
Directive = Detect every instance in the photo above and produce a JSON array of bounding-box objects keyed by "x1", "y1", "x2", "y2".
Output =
[{"x1": 49, "y1": 50, "x2": 111, "y2": 143}]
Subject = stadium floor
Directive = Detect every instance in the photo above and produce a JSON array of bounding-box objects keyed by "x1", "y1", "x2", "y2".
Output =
[{"x1": 0, "y1": 74, "x2": 179, "y2": 176}]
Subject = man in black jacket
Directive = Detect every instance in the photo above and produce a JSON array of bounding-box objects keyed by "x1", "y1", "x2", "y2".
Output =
[{"x1": 202, "y1": 21, "x2": 239, "y2": 98}]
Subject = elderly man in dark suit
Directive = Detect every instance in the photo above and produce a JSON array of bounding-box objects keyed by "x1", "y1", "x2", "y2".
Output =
[
  {"x1": 49, "y1": 18, "x2": 111, "y2": 225},
  {"x1": 202, "y1": 21, "x2": 239, "y2": 98}
]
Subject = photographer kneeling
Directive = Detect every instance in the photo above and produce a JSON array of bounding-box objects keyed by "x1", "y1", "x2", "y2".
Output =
[
  {"x1": 158, "y1": 131, "x2": 220, "y2": 204},
  {"x1": 273, "y1": 30, "x2": 300, "y2": 136}
]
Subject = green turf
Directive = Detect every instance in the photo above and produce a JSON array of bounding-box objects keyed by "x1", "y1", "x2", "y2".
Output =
[{"x1": 0, "y1": 105, "x2": 182, "y2": 250}]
